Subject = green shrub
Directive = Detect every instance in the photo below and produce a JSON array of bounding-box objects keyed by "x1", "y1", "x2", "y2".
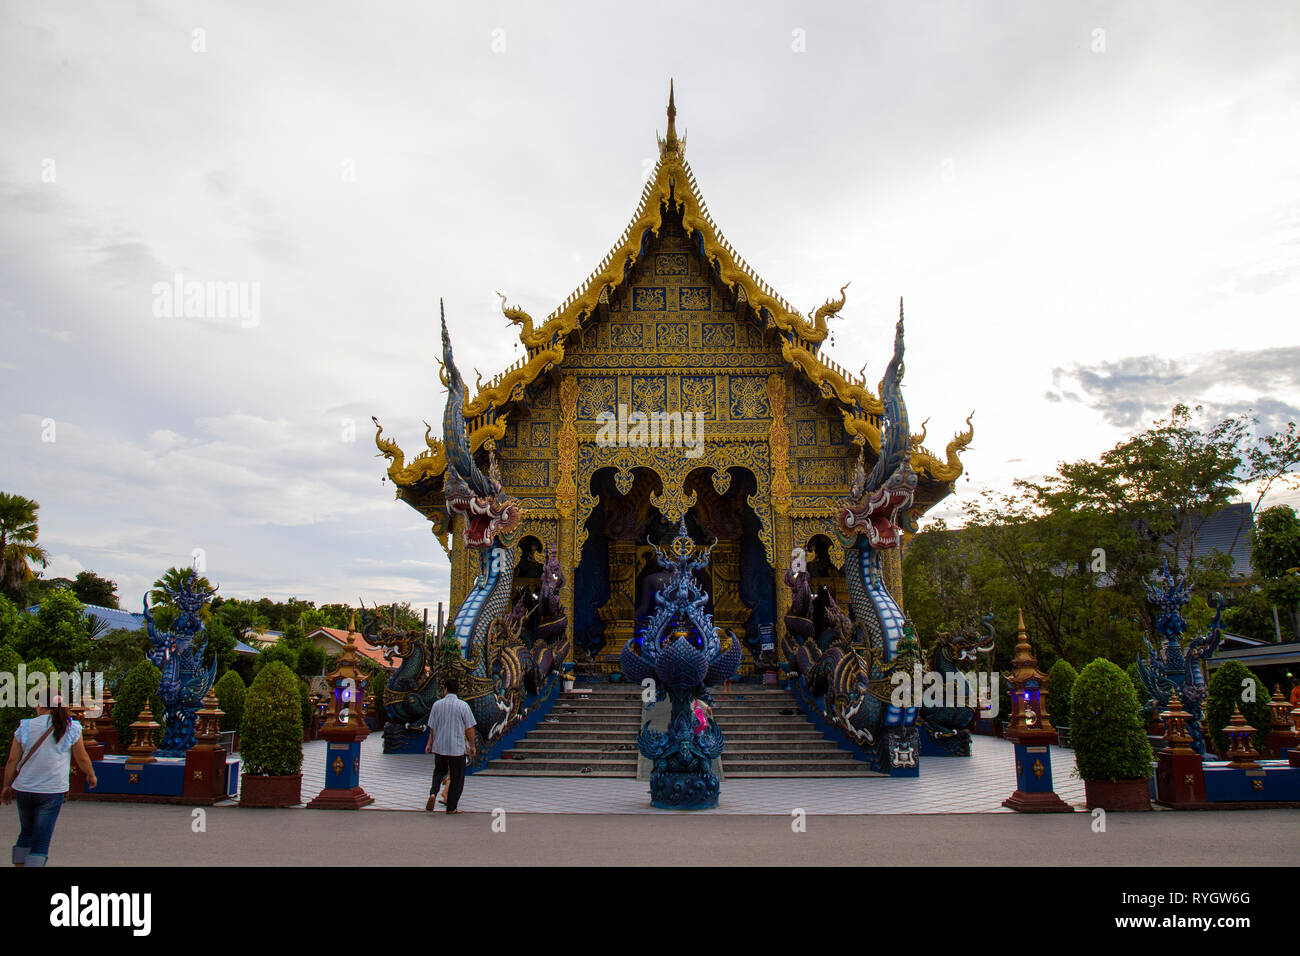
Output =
[
  {"x1": 240, "y1": 661, "x2": 303, "y2": 776},
  {"x1": 1046, "y1": 660, "x2": 1078, "y2": 726},
  {"x1": 213, "y1": 669, "x2": 246, "y2": 732},
  {"x1": 1070, "y1": 658, "x2": 1153, "y2": 781},
  {"x1": 0, "y1": 645, "x2": 31, "y2": 745},
  {"x1": 114, "y1": 659, "x2": 165, "y2": 746},
  {"x1": 1205, "y1": 660, "x2": 1270, "y2": 755},
  {"x1": 295, "y1": 644, "x2": 325, "y2": 677},
  {"x1": 298, "y1": 677, "x2": 312, "y2": 729},
  {"x1": 1125, "y1": 661, "x2": 1145, "y2": 706}
]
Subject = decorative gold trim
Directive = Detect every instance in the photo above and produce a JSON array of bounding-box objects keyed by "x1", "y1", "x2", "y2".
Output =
[
  {"x1": 767, "y1": 374, "x2": 792, "y2": 515},
  {"x1": 556, "y1": 376, "x2": 578, "y2": 518}
]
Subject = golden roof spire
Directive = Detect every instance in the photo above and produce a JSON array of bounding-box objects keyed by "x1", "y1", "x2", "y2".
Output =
[{"x1": 658, "y1": 79, "x2": 684, "y2": 159}]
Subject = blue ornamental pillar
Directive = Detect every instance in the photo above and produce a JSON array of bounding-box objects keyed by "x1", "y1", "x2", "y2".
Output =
[{"x1": 619, "y1": 521, "x2": 742, "y2": 810}]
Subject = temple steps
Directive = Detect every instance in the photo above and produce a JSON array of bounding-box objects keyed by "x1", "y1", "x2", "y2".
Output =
[
  {"x1": 710, "y1": 688, "x2": 878, "y2": 777},
  {"x1": 478, "y1": 686, "x2": 878, "y2": 778},
  {"x1": 478, "y1": 688, "x2": 642, "y2": 777}
]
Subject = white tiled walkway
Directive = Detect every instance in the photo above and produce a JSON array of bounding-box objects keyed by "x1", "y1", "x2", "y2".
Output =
[{"x1": 299, "y1": 733, "x2": 1086, "y2": 814}]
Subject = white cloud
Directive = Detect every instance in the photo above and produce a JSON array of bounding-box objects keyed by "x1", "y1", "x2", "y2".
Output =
[{"x1": 0, "y1": 0, "x2": 1296, "y2": 608}]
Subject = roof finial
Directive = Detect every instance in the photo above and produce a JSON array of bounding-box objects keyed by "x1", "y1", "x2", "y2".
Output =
[{"x1": 658, "y1": 79, "x2": 684, "y2": 160}]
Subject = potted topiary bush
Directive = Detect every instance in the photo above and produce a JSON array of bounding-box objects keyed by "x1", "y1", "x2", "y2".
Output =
[
  {"x1": 213, "y1": 669, "x2": 246, "y2": 751},
  {"x1": 1205, "y1": 660, "x2": 1271, "y2": 758},
  {"x1": 1070, "y1": 658, "x2": 1153, "y2": 810},
  {"x1": 239, "y1": 661, "x2": 304, "y2": 807},
  {"x1": 1046, "y1": 660, "x2": 1078, "y2": 747}
]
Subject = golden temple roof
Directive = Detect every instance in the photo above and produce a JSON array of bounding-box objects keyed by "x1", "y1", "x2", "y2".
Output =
[{"x1": 374, "y1": 85, "x2": 972, "y2": 493}]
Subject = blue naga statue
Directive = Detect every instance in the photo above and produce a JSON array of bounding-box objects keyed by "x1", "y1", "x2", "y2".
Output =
[
  {"x1": 784, "y1": 306, "x2": 926, "y2": 773},
  {"x1": 619, "y1": 520, "x2": 742, "y2": 809},
  {"x1": 368, "y1": 305, "x2": 567, "y2": 758},
  {"x1": 143, "y1": 569, "x2": 219, "y2": 757},
  {"x1": 1137, "y1": 559, "x2": 1223, "y2": 756}
]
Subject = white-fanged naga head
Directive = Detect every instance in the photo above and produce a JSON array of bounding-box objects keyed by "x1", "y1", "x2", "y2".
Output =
[{"x1": 440, "y1": 301, "x2": 523, "y2": 549}]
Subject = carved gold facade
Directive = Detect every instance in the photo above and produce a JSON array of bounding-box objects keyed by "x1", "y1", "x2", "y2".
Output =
[{"x1": 374, "y1": 87, "x2": 970, "y2": 663}]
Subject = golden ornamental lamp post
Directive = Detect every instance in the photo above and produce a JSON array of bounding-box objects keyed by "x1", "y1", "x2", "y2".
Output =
[
  {"x1": 1222, "y1": 706, "x2": 1261, "y2": 770},
  {"x1": 125, "y1": 704, "x2": 161, "y2": 765},
  {"x1": 1153, "y1": 691, "x2": 1205, "y2": 805},
  {"x1": 1002, "y1": 610, "x2": 1072, "y2": 812},
  {"x1": 183, "y1": 687, "x2": 230, "y2": 803},
  {"x1": 307, "y1": 613, "x2": 375, "y2": 809},
  {"x1": 1264, "y1": 685, "x2": 1299, "y2": 759}
]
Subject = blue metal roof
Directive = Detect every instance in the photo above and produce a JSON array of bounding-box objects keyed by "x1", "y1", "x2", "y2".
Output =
[{"x1": 25, "y1": 602, "x2": 146, "y2": 632}]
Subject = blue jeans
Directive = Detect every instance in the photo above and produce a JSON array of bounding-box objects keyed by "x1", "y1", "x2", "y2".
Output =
[{"x1": 12, "y1": 790, "x2": 64, "y2": 867}]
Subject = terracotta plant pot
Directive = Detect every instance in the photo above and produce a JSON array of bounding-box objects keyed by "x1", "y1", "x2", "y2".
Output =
[
  {"x1": 1084, "y1": 778, "x2": 1151, "y2": 811},
  {"x1": 239, "y1": 773, "x2": 302, "y2": 808}
]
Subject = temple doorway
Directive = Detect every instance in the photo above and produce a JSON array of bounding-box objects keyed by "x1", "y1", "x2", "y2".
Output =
[{"x1": 572, "y1": 466, "x2": 774, "y2": 673}]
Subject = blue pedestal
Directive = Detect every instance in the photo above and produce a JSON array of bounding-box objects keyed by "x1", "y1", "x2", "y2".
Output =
[
  {"x1": 324, "y1": 741, "x2": 362, "y2": 790},
  {"x1": 1012, "y1": 742, "x2": 1057, "y2": 794}
]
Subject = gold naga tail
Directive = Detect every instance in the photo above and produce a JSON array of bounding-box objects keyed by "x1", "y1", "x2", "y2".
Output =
[
  {"x1": 810, "y1": 281, "x2": 851, "y2": 332},
  {"x1": 373, "y1": 416, "x2": 448, "y2": 487},
  {"x1": 911, "y1": 413, "x2": 974, "y2": 483}
]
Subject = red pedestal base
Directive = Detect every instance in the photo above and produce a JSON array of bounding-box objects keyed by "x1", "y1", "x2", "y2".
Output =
[
  {"x1": 1155, "y1": 749, "x2": 1205, "y2": 805},
  {"x1": 306, "y1": 786, "x2": 375, "y2": 810},
  {"x1": 1264, "y1": 731, "x2": 1298, "y2": 760},
  {"x1": 96, "y1": 727, "x2": 119, "y2": 755},
  {"x1": 1084, "y1": 778, "x2": 1151, "y2": 811},
  {"x1": 239, "y1": 773, "x2": 302, "y2": 808},
  {"x1": 1002, "y1": 789, "x2": 1074, "y2": 812},
  {"x1": 183, "y1": 747, "x2": 229, "y2": 803}
]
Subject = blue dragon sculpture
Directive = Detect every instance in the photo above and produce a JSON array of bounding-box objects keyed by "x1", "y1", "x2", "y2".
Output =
[
  {"x1": 1137, "y1": 559, "x2": 1223, "y2": 756},
  {"x1": 784, "y1": 304, "x2": 927, "y2": 773},
  {"x1": 367, "y1": 304, "x2": 571, "y2": 760},
  {"x1": 917, "y1": 613, "x2": 996, "y2": 755},
  {"x1": 618, "y1": 520, "x2": 742, "y2": 809},
  {"x1": 143, "y1": 569, "x2": 219, "y2": 757}
]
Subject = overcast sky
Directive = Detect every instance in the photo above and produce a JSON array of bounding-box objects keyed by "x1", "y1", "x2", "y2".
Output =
[{"x1": 1, "y1": 1, "x2": 1297, "y2": 614}]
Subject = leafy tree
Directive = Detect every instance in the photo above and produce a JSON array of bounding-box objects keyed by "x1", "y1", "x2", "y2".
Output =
[
  {"x1": 1205, "y1": 660, "x2": 1270, "y2": 755},
  {"x1": 253, "y1": 641, "x2": 298, "y2": 676},
  {"x1": 87, "y1": 628, "x2": 148, "y2": 687},
  {"x1": 295, "y1": 643, "x2": 325, "y2": 677},
  {"x1": 1070, "y1": 659, "x2": 1153, "y2": 781},
  {"x1": 1222, "y1": 586, "x2": 1295, "y2": 642},
  {"x1": 0, "y1": 593, "x2": 20, "y2": 647},
  {"x1": 213, "y1": 670, "x2": 247, "y2": 732},
  {"x1": 0, "y1": 644, "x2": 29, "y2": 745},
  {"x1": 240, "y1": 662, "x2": 303, "y2": 776},
  {"x1": 0, "y1": 493, "x2": 48, "y2": 603},
  {"x1": 13, "y1": 588, "x2": 93, "y2": 670},
  {"x1": 71, "y1": 571, "x2": 119, "y2": 609},
  {"x1": 1252, "y1": 505, "x2": 1300, "y2": 640},
  {"x1": 114, "y1": 659, "x2": 165, "y2": 746}
]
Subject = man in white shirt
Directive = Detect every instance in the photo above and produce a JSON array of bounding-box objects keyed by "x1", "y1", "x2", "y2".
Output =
[{"x1": 424, "y1": 677, "x2": 477, "y2": 813}]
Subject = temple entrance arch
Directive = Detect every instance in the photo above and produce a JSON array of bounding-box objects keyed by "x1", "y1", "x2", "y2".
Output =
[{"x1": 571, "y1": 462, "x2": 775, "y2": 670}]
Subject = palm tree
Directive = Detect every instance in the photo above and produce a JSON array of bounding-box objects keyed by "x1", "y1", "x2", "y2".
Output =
[
  {"x1": 0, "y1": 492, "x2": 48, "y2": 601},
  {"x1": 149, "y1": 566, "x2": 215, "y2": 608}
]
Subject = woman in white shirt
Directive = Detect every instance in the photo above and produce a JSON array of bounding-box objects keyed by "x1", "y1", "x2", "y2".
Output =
[{"x1": 2, "y1": 698, "x2": 97, "y2": 867}]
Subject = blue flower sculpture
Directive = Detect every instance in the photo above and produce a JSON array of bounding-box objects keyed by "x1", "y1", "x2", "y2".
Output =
[{"x1": 619, "y1": 519, "x2": 741, "y2": 809}]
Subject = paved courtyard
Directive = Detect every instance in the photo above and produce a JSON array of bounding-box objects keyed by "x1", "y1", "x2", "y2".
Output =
[{"x1": 300, "y1": 732, "x2": 1087, "y2": 813}]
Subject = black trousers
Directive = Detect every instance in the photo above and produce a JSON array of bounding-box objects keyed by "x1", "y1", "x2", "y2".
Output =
[{"x1": 430, "y1": 754, "x2": 467, "y2": 811}]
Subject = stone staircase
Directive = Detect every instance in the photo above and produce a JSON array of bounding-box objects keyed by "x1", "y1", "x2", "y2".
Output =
[
  {"x1": 710, "y1": 687, "x2": 878, "y2": 777},
  {"x1": 480, "y1": 684, "x2": 877, "y2": 778},
  {"x1": 478, "y1": 686, "x2": 642, "y2": 777}
]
